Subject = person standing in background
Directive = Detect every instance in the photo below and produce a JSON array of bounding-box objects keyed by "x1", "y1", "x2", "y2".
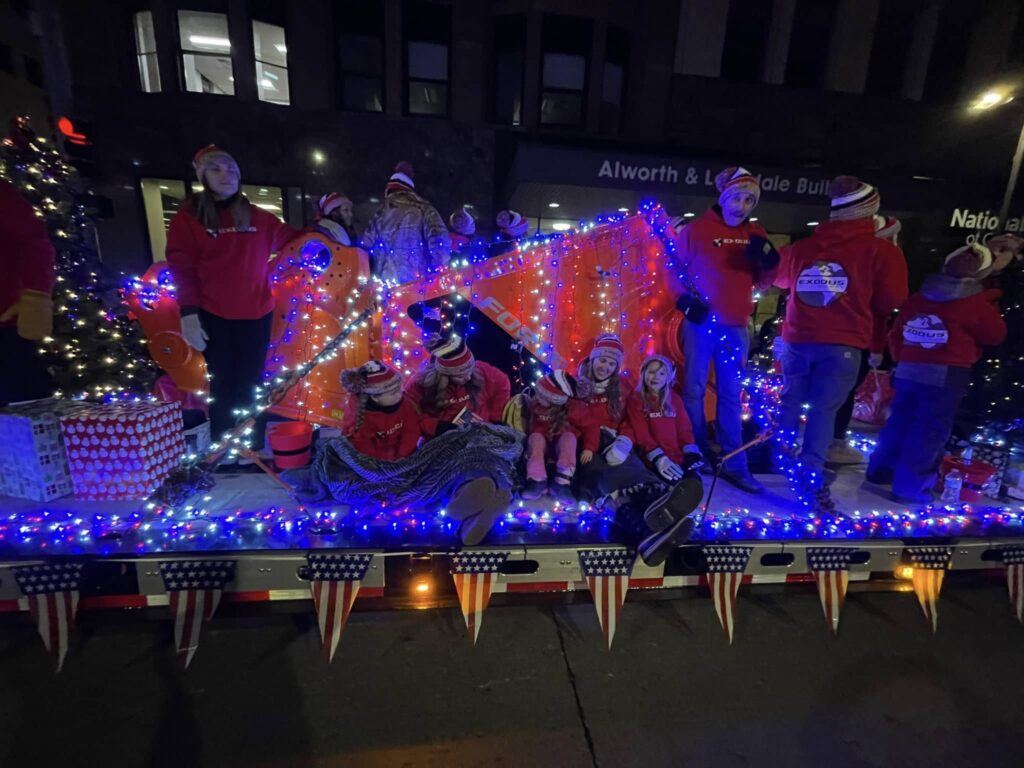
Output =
[{"x1": 314, "y1": 192, "x2": 357, "y2": 246}]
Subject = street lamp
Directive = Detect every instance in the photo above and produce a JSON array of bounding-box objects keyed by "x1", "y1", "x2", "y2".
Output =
[{"x1": 970, "y1": 87, "x2": 1024, "y2": 226}]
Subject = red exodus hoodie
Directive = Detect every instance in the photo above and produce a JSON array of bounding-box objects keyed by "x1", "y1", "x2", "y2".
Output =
[
  {"x1": 404, "y1": 360, "x2": 511, "y2": 422},
  {"x1": 889, "y1": 275, "x2": 1006, "y2": 368},
  {"x1": 776, "y1": 217, "x2": 908, "y2": 351},
  {"x1": 667, "y1": 208, "x2": 775, "y2": 326},
  {"x1": 166, "y1": 201, "x2": 301, "y2": 320},
  {"x1": 342, "y1": 396, "x2": 436, "y2": 461},
  {"x1": 625, "y1": 390, "x2": 695, "y2": 464},
  {"x1": 575, "y1": 374, "x2": 636, "y2": 452},
  {"x1": 0, "y1": 180, "x2": 55, "y2": 326}
]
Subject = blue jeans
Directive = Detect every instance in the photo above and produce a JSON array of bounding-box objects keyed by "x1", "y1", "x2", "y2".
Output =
[
  {"x1": 683, "y1": 321, "x2": 749, "y2": 472},
  {"x1": 779, "y1": 342, "x2": 863, "y2": 482},
  {"x1": 867, "y1": 374, "x2": 967, "y2": 499}
]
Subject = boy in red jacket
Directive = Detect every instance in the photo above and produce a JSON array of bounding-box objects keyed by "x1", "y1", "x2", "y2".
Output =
[
  {"x1": 774, "y1": 176, "x2": 908, "y2": 512},
  {"x1": 867, "y1": 244, "x2": 1007, "y2": 503},
  {"x1": 669, "y1": 167, "x2": 779, "y2": 494}
]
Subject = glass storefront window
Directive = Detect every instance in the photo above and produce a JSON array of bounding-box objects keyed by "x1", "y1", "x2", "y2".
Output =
[
  {"x1": 178, "y1": 10, "x2": 234, "y2": 95},
  {"x1": 140, "y1": 178, "x2": 187, "y2": 262}
]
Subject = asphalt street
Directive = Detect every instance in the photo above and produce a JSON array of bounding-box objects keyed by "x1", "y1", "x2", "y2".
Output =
[{"x1": 2, "y1": 577, "x2": 1022, "y2": 768}]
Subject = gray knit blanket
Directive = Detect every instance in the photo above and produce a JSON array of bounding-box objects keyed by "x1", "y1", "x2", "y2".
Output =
[{"x1": 284, "y1": 423, "x2": 524, "y2": 507}]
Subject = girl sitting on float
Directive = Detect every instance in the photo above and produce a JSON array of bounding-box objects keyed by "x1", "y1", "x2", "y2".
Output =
[
  {"x1": 522, "y1": 370, "x2": 594, "y2": 504},
  {"x1": 574, "y1": 334, "x2": 704, "y2": 566}
]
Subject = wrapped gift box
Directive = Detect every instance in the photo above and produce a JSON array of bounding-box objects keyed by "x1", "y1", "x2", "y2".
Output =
[
  {"x1": 61, "y1": 401, "x2": 185, "y2": 501},
  {"x1": 0, "y1": 399, "x2": 95, "y2": 501}
]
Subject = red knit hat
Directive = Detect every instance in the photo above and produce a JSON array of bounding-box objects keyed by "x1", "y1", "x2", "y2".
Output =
[
  {"x1": 943, "y1": 243, "x2": 993, "y2": 278},
  {"x1": 497, "y1": 210, "x2": 529, "y2": 238},
  {"x1": 873, "y1": 215, "x2": 901, "y2": 242},
  {"x1": 432, "y1": 335, "x2": 475, "y2": 378},
  {"x1": 340, "y1": 360, "x2": 403, "y2": 397},
  {"x1": 715, "y1": 166, "x2": 761, "y2": 206},
  {"x1": 318, "y1": 192, "x2": 351, "y2": 217},
  {"x1": 450, "y1": 208, "x2": 476, "y2": 236},
  {"x1": 386, "y1": 161, "x2": 415, "y2": 195},
  {"x1": 535, "y1": 370, "x2": 590, "y2": 406},
  {"x1": 830, "y1": 176, "x2": 880, "y2": 221},
  {"x1": 192, "y1": 144, "x2": 239, "y2": 182},
  {"x1": 589, "y1": 333, "x2": 625, "y2": 366}
]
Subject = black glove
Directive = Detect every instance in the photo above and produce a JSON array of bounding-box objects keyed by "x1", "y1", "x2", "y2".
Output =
[
  {"x1": 675, "y1": 293, "x2": 710, "y2": 324},
  {"x1": 683, "y1": 450, "x2": 705, "y2": 472},
  {"x1": 434, "y1": 420, "x2": 458, "y2": 436},
  {"x1": 746, "y1": 235, "x2": 780, "y2": 271}
]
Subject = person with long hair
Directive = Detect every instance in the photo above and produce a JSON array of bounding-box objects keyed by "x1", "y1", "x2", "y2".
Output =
[
  {"x1": 574, "y1": 334, "x2": 704, "y2": 566},
  {"x1": 626, "y1": 355, "x2": 703, "y2": 482},
  {"x1": 405, "y1": 334, "x2": 511, "y2": 423},
  {"x1": 287, "y1": 360, "x2": 521, "y2": 546},
  {"x1": 166, "y1": 145, "x2": 301, "y2": 459}
]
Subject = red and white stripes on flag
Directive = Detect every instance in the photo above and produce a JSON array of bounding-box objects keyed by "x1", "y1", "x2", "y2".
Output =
[
  {"x1": 703, "y1": 545, "x2": 752, "y2": 645},
  {"x1": 168, "y1": 588, "x2": 223, "y2": 668},
  {"x1": 451, "y1": 552, "x2": 509, "y2": 644},
  {"x1": 306, "y1": 553, "x2": 374, "y2": 662},
  {"x1": 159, "y1": 560, "x2": 236, "y2": 668},
  {"x1": 578, "y1": 549, "x2": 635, "y2": 650},
  {"x1": 311, "y1": 579, "x2": 360, "y2": 662},
  {"x1": 813, "y1": 570, "x2": 849, "y2": 635},
  {"x1": 1001, "y1": 546, "x2": 1024, "y2": 622},
  {"x1": 12, "y1": 563, "x2": 84, "y2": 673},
  {"x1": 806, "y1": 547, "x2": 856, "y2": 634},
  {"x1": 906, "y1": 547, "x2": 952, "y2": 633}
]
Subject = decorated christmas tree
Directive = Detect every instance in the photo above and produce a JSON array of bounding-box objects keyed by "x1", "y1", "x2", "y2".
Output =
[{"x1": 1, "y1": 116, "x2": 157, "y2": 398}]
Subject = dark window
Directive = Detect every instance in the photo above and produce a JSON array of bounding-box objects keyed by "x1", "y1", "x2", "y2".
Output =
[
  {"x1": 865, "y1": 0, "x2": 922, "y2": 98},
  {"x1": 923, "y1": 1, "x2": 975, "y2": 102},
  {"x1": 541, "y1": 14, "x2": 591, "y2": 127},
  {"x1": 337, "y1": 0, "x2": 385, "y2": 112},
  {"x1": 23, "y1": 56, "x2": 43, "y2": 87},
  {"x1": 1010, "y1": 8, "x2": 1024, "y2": 66},
  {"x1": 721, "y1": 0, "x2": 771, "y2": 82},
  {"x1": 0, "y1": 43, "x2": 13, "y2": 75},
  {"x1": 601, "y1": 26, "x2": 629, "y2": 135},
  {"x1": 404, "y1": 0, "x2": 451, "y2": 117},
  {"x1": 784, "y1": 0, "x2": 837, "y2": 88},
  {"x1": 493, "y1": 14, "x2": 526, "y2": 125}
]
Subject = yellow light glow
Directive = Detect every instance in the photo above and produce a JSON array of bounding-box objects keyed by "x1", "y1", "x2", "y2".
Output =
[
  {"x1": 895, "y1": 565, "x2": 914, "y2": 580},
  {"x1": 414, "y1": 580, "x2": 431, "y2": 594},
  {"x1": 971, "y1": 90, "x2": 1013, "y2": 111}
]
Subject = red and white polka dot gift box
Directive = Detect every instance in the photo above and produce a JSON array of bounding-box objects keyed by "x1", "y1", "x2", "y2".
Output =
[{"x1": 60, "y1": 401, "x2": 186, "y2": 501}]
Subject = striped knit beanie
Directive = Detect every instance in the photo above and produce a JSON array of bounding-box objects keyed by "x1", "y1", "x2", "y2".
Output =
[
  {"x1": 535, "y1": 370, "x2": 591, "y2": 406},
  {"x1": 715, "y1": 167, "x2": 761, "y2": 206},
  {"x1": 340, "y1": 360, "x2": 403, "y2": 397},
  {"x1": 431, "y1": 334, "x2": 475, "y2": 378},
  {"x1": 385, "y1": 161, "x2": 415, "y2": 196},
  {"x1": 589, "y1": 333, "x2": 625, "y2": 367},
  {"x1": 830, "y1": 176, "x2": 880, "y2": 221}
]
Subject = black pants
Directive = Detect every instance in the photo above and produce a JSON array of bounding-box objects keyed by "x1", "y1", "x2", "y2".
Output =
[
  {"x1": 0, "y1": 327, "x2": 53, "y2": 405},
  {"x1": 200, "y1": 310, "x2": 273, "y2": 449},
  {"x1": 833, "y1": 348, "x2": 871, "y2": 439}
]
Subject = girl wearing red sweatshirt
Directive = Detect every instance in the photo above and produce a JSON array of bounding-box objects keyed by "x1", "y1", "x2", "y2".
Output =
[
  {"x1": 522, "y1": 370, "x2": 594, "y2": 504},
  {"x1": 166, "y1": 145, "x2": 301, "y2": 455},
  {"x1": 290, "y1": 360, "x2": 520, "y2": 546},
  {"x1": 627, "y1": 355, "x2": 703, "y2": 482},
  {"x1": 405, "y1": 334, "x2": 511, "y2": 422},
  {"x1": 867, "y1": 244, "x2": 1007, "y2": 503},
  {"x1": 573, "y1": 335, "x2": 704, "y2": 567}
]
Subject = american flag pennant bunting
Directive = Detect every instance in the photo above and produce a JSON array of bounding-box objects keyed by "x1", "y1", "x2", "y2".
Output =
[
  {"x1": 806, "y1": 548, "x2": 855, "y2": 634},
  {"x1": 578, "y1": 549, "x2": 635, "y2": 650},
  {"x1": 703, "y1": 545, "x2": 752, "y2": 644},
  {"x1": 450, "y1": 552, "x2": 509, "y2": 644},
  {"x1": 906, "y1": 547, "x2": 952, "y2": 633},
  {"x1": 12, "y1": 562, "x2": 84, "y2": 672},
  {"x1": 159, "y1": 560, "x2": 236, "y2": 668},
  {"x1": 307, "y1": 553, "x2": 373, "y2": 663},
  {"x1": 1001, "y1": 546, "x2": 1024, "y2": 622}
]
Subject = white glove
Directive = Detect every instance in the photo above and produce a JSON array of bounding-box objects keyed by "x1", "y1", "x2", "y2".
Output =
[
  {"x1": 648, "y1": 448, "x2": 684, "y2": 481},
  {"x1": 604, "y1": 435, "x2": 633, "y2": 466},
  {"x1": 181, "y1": 314, "x2": 208, "y2": 352}
]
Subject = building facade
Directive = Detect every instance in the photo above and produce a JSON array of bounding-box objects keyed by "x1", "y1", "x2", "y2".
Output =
[{"x1": 15, "y1": 0, "x2": 1024, "y2": 278}]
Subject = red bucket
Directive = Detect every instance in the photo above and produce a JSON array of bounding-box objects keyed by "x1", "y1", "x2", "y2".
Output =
[
  {"x1": 267, "y1": 422, "x2": 314, "y2": 469},
  {"x1": 939, "y1": 455, "x2": 997, "y2": 502}
]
